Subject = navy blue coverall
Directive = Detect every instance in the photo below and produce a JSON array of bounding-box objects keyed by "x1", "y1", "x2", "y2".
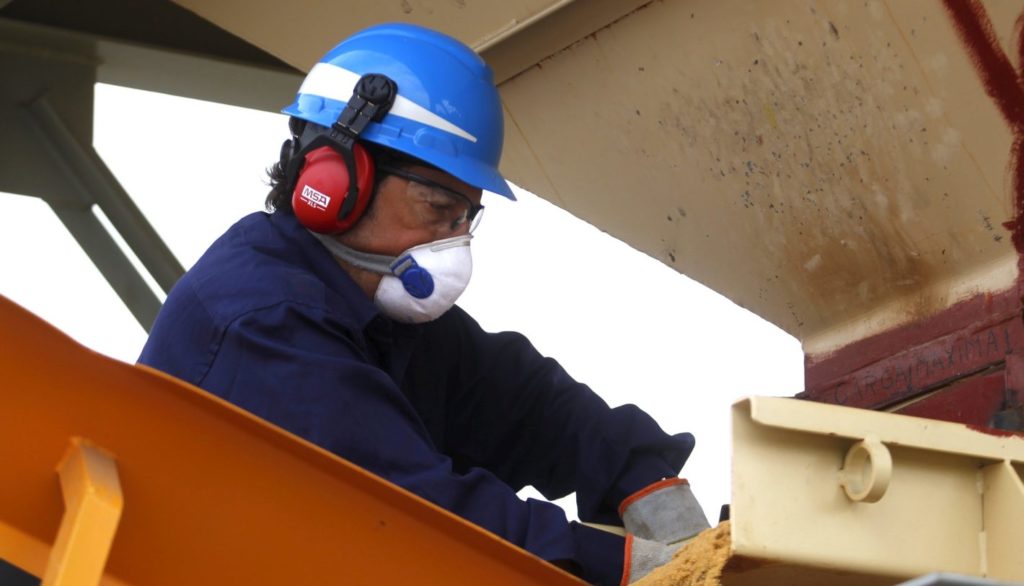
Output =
[{"x1": 139, "y1": 211, "x2": 694, "y2": 585}]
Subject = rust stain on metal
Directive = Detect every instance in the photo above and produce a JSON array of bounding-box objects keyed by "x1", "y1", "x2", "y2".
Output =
[
  {"x1": 500, "y1": 0, "x2": 1020, "y2": 339},
  {"x1": 942, "y1": 1, "x2": 1024, "y2": 260},
  {"x1": 654, "y1": 7, "x2": 956, "y2": 328}
]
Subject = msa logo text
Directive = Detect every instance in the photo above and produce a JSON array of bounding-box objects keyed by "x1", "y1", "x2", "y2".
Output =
[{"x1": 300, "y1": 185, "x2": 331, "y2": 210}]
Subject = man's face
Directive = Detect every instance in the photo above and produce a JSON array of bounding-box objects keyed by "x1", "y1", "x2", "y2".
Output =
[{"x1": 338, "y1": 164, "x2": 484, "y2": 257}]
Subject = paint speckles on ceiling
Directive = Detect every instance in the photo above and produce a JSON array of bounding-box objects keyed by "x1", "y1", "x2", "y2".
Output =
[{"x1": 498, "y1": 0, "x2": 1020, "y2": 346}]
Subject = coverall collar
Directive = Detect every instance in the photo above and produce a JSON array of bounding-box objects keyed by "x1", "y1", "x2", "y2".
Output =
[{"x1": 271, "y1": 211, "x2": 381, "y2": 331}]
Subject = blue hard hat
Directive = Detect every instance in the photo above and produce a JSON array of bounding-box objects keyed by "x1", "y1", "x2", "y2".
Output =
[{"x1": 282, "y1": 23, "x2": 515, "y2": 200}]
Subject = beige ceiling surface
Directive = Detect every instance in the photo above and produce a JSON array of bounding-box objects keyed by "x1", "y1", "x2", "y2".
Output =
[
  {"x1": 172, "y1": 0, "x2": 1023, "y2": 353},
  {"x1": 170, "y1": 0, "x2": 648, "y2": 83},
  {"x1": 171, "y1": 0, "x2": 554, "y2": 71},
  {"x1": 500, "y1": 0, "x2": 1022, "y2": 353}
]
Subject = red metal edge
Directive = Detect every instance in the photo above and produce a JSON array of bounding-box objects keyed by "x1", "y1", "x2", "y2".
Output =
[
  {"x1": 801, "y1": 312, "x2": 1022, "y2": 409},
  {"x1": 804, "y1": 286, "x2": 1022, "y2": 394}
]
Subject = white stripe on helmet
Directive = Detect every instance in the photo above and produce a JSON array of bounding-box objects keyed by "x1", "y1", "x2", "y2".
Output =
[{"x1": 298, "y1": 62, "x2": 478, "y2": 144}]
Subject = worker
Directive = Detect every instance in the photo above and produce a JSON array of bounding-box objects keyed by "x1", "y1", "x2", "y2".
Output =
[{"x1": 139, "y1": 23, "x2": 706, "y2": 585}]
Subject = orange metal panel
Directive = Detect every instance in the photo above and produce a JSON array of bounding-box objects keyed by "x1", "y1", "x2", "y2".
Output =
[{"x1": 0, "y1": 295, "x2": 581, "y2": 585}]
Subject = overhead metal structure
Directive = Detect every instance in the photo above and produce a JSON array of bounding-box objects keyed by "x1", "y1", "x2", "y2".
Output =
[
  {"x1": 4, "y1": 0, "x2": 1022, "y2": 358},
  {"x1": 165, "y1": 0, "x2": 1024, "y2": 361},
  {"x1": 0, "y1": 0, "x2": 301, "y2": 330},
  {"x1": 2, "y1": 1, "x2": 1024, "y2": 583}
]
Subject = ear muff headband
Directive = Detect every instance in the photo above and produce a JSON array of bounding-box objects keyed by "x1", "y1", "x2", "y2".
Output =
[{"x1": 288, "y1": 73, "x2": 398, "y2": 233}]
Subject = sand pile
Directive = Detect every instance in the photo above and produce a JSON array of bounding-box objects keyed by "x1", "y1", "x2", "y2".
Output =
[{"x1": 634, "y1": 521, "x2": 732, "y2": 586}]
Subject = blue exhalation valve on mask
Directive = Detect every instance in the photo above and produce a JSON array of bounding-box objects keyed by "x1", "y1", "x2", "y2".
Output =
[
  {"x1": 391, "y1": 255, "x2": 435, "y2": 299},
  {"x1": 309, "y1": 230, "x2": 472, "y2": 323}
]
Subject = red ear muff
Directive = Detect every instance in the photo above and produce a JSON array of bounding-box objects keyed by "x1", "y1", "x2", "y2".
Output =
[
  {"x1": 292, "y1": 144, "x2": 376, "y2": 234},
  {"x1": 288, "y1": 72, "x2": 397, "y2": 233}
]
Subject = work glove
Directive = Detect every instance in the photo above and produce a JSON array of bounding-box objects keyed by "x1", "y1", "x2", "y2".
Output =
[
  {"x1": 619, "y1": 478, "x2": 710, "y2": 545},
  {"x1": 621, "y1": 534, "x2": 682, "y2": 584}
]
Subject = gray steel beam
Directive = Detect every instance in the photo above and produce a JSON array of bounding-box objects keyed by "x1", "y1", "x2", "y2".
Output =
[
  {"x1": 49, "y1": 203, "x2": 162, "y2": 330},
  {"x1": 0, "y1": 15, "x2": 297, "y2": 333},
  {"x1": 0, "y1": 17, "x2": 301, "y2": 115},
  {"x1": 12, "y1": 93, "x2": 167, "y2": 331},
  {"x1": 26, "y1": 94, "x2": 184, "y2": 294}
]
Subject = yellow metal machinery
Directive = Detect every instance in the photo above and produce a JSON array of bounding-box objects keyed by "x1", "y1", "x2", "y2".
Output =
[
  {"x1": 0, "y1": 294, "x2": 581, "y2": 585},
  {"x1": 726, "y1": 397, "x2": 1024, "y2": 585}
]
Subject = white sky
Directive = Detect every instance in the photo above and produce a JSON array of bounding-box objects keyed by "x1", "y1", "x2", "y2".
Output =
[{"x1": 0, "y1": 83, "x2": 803, "y2": 523}]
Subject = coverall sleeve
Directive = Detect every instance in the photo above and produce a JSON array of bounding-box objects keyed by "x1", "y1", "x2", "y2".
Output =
[
  {"x1": 433, "y1": 307, "x2": 696, "y2": 526},
  {"x1": 199, "y1": 301, "x2": 624, "y2": 585}
]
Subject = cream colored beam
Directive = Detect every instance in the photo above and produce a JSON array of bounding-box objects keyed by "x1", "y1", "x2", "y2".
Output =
[
  {"x1": 982, "y1": 461, "x2": 1024, "y2": 579},
  {"x1": 728, "y1": 397, "x2": 1024, "y2": 584},
  {"x1": 746, "y1": 394, "x2": 1024, "y2": 461},
  {"x1": 478, "y1": 0, "x2": 651, "y2": 84},
  {"x1": 170, "y1": 0, "x2": 646, "y2": 83}
]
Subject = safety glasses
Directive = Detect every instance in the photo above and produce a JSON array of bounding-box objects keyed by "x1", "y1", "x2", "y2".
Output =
[{"x1": 379, "y1": 166, "x2": 485, "y2": 233}]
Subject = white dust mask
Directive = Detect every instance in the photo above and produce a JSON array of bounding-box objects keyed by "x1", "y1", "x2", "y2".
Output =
[{"x1": 311, "y1": 232, "x2": 473, "y2": 324}]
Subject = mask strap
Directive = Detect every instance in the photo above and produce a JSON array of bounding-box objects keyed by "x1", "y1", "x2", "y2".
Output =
[
  {"x1": 310, "y1": 231, "x2": 439, "y2": 299},
  {"x1": 309, "y1": 231, "x2": 396, "y2": 275}
]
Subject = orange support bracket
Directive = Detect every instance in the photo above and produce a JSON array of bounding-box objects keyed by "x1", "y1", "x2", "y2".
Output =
[{"x1": 41, "y1": 438, "x2": 123, "y2": 586}]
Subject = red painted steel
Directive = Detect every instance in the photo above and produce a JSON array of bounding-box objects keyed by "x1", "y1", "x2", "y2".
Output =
[
  {"x1": 801, "y1": 288, "x2": 1024, "y2": 431},
  {"x1": 894, "y1": 371, "x2": 1006, "y2": 427},
  {"x1": 801, "y1": 288, "x2": 1022, "y2": 410},
  {"x1": 803, "y1": 288, "x2": 1021, "y2": 399}
]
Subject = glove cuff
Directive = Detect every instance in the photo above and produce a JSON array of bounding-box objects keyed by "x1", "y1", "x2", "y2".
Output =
[
  {"x1": 618, "y1": 477, "x2": 687, "y2": 517},
  {"x1": 620, "y1": 478, "x2": 710, "y2": 544}
]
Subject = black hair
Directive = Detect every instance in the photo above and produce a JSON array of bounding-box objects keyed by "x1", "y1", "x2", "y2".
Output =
[{"x1": 264, "y1": 117, "x2": 431, "y2": 214}]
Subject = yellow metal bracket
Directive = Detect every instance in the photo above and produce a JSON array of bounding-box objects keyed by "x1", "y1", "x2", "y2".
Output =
[
  {"x1": 729, "y1": 397, "x2": 1024, "y2": 585},
  {"x1": 41, "y1": 438, "x2": 123, "y2": 586},
  {"x1": 981, "y1": 460, "x2": 1024, "y2": 578}
]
